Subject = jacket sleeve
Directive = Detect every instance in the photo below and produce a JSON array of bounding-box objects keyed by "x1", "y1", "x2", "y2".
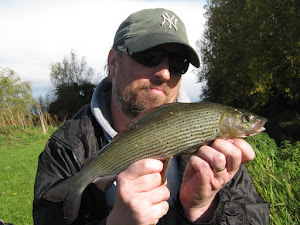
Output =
[
  {"x1": 33, "y1": 137, "x2": 109, "y2": 225},
  {"x1": 215, "y1": 165, "x2": 270, "y2": 224},
  {"x1": 166, "y1": 164, "x2": 269, "y2": 225},
  {"x1": 33, "y1": 137, "x2": 76, "y2": 225},
  {"x1": 33, "y1": 105, "x2": 110, "y2": 225}
]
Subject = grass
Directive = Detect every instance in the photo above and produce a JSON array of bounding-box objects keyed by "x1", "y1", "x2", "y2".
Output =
[
  {"x1": 0, "y1": 126, "x2": 56, "y2": 225},
  {"x1": 0, "y1": 127, "x2": 299, "y2": 224},
  {"x1": 246, "y1": 133, "x2": 300, "y2": 224}
]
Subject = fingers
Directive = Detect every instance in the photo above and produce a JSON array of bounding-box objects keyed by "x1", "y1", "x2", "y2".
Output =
[
  {"x1": 212, "y1": 139, "x2": 255, "y2": 170},
  {"x1": 149, "y1": 200, "x2": 169, "y2": 222},
  {"x1": 119, "y1": 182, "x2": 170, "y2": 206},
  {"x1": 231, "y1": 138, "x2": 255, "y2": 163},
  {"x1": 197, "y1": 145, "x2": 227, "y2": 173},
  {"x1": 189, "y1": 151, "x2": 229, "y2": 190},
  {"x1": 188, "y1": 155, "x2": 213, "y2": 186},
  {"x1": 132, "y1": 200, "x2": 169, "y2": 225},
  {"x1": 211, "y1": 139, "x2": 241, "y2": 174},
  {"x1": 120, "y1": 158, "x2": 164, "y2": 180},
  {"x1": 197, "y1": 139, "x2": 255, "y2": 175},
  {"x1": 109, "y1": 158, "x2": 170, "y2": 225},
  {"x1": 118, "y1": 159, "x2": 164, "y2": 192}
]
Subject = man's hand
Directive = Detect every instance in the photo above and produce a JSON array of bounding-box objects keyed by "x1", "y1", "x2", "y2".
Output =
[
  {"x1": 180, "y1": 138, "x2": 255, "y2": 222},
  {"x1": 106, "y1": 159, "x2": 170, "y2": 225}
]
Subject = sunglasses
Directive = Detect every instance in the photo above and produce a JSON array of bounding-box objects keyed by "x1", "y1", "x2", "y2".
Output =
[{"x1": 117, "y1": 44, "x2": 189, "y2": 75}]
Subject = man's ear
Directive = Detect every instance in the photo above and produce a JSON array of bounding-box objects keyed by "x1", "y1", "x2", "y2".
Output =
[{"x1": 107, "y1": 49, "x2": 117, "y2": 78}]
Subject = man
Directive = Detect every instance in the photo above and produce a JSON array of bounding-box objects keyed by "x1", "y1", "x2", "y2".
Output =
[{"x1": 33, "y1": 8, "x2": 269, "y2": 225}]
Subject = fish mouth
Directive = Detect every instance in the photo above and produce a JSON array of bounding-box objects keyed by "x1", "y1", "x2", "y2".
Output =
[
  {"x1": 248, "y1": 117, "x2": 268, "y2": 136},
  {"x1": 257, "y1": 126, "x2": 266, "y2": 132}
]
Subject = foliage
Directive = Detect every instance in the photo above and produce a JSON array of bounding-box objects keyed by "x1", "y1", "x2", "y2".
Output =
[
  {"x1": 0, "y1": 67, "x2": 35, "y2": 128},
  {"x1": 49, "y1": 50, "x2": 98, "y2": 120},
  {"x1": 246, "y1": 133, "x2": 300, "y2": 224},
  {"x1": 198, "y1": 0, "x2": 300, "y2": 143}
]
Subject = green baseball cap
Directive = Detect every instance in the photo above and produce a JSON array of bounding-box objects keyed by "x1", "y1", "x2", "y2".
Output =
[{"x1": 113, "y1": 8, "x2": 200, "y2": 68}]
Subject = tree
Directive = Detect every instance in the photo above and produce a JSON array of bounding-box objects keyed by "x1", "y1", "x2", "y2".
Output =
[
  {"x1": 49, "y1": 50, "x2": 98, "y2": 120},
  {"x1": 0, "y1": 67, "x2": 35, "y2": 128},
  {"x1": 198, "y1": 0, "x2": 300, "y2": 142}
]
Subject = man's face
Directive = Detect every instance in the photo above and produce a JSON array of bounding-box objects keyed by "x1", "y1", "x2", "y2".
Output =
[{"x1": 109, "y1": 48, "x2": 182, "y2": 118}]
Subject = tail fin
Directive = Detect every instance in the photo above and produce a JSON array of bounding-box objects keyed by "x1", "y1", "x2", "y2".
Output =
[{"x1": 43, "y1": 177, "x2": 85, "y2": 224}]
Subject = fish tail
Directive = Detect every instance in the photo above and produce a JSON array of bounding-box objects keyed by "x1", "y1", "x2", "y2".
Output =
[{"x1": 43, "y1": 177, "x2": 86, "y2": 224}]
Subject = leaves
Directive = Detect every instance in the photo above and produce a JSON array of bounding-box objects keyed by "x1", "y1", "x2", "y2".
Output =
[
  {"x1": 49, "y1": 50, "x2": 99, "y2": 120},
  {"x1": 0, "y1": 67, "x2": 35, "y2": 127},
  {"x1": 198, "y1": 0, "x2": 300, "y2": 142},
  {"x1": 0, "y1": 68, "x2": 33, "y2": 108},
  {"x1": 199, "y1": 0, "x2": 300, "y2": 105},
  {"x1": 50, "y1": 50, "x2": 96, "y2": 87}
]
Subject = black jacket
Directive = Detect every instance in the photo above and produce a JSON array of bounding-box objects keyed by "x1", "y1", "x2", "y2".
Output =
[{"x1": 33, "y1": 104, "x2": 269, "y2": 225}]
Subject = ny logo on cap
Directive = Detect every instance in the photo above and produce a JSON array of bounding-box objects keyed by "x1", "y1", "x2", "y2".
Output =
[{"x1": 161, "y1": 13, "x2": 178, "y2": 31}]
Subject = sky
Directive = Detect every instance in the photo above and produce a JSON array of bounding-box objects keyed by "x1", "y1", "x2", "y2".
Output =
[{"x1": 0, "y1": 0, "x2": 207, "y2": 102}]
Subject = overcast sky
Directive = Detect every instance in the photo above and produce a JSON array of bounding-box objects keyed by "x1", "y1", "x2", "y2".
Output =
[{"x1": 0, "y1": 0, "x2": 206, "y2": 101}]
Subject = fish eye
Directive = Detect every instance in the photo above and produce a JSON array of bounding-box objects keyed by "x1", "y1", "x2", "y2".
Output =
[{"x1": 241, "y1": 114, "x2": 250, "y2": 123}]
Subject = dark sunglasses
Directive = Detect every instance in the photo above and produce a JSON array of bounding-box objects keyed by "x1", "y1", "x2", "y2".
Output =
[{"x1": 117, "y1": 44, "x2": 189, "y2": 75}]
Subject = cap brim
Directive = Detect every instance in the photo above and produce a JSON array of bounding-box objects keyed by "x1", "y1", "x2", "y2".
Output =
[{"x1": 124, "y1": 33, "x2": 200, "y2": 68}]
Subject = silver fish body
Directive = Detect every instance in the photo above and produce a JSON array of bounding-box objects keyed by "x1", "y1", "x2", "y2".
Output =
[{"x1": 43, "y1": 102, "x2": 267, "y2": 223}]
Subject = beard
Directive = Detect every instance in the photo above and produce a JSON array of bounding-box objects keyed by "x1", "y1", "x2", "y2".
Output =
[{"x1": 113, "y1": 82, "x2": 177, "y2": 118}]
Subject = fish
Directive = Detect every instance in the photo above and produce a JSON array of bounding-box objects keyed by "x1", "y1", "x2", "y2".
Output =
[{"x1": 43, "y1": 102, "x2": 267, "y2": 223}]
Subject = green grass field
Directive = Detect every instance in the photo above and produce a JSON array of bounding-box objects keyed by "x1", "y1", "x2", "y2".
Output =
[
  {"x1": 0, "y1": 126, "x2": 55, "y2": 225},
  {"x1": 0, "y1": 127, "x2": 299, "y2": 224}
]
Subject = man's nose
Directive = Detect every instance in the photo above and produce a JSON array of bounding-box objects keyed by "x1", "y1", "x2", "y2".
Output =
[{"x1": 153, "y1": 58, "x2": 171, "y2": 81}]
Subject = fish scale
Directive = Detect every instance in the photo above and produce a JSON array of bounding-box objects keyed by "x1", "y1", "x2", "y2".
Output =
[{"x1": 43, "y1": 102, "x2": 267, "y2": 224}]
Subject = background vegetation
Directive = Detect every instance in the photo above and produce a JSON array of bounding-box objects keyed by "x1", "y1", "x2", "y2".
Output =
[
  {"x1": 48, "y1": 50, "x2": 99, "y2": 121},
  {"x1": 0, "y1": 68, "x2": 35, "y2": 129},
  {"x1": 198, "y1": 0, "x2": 300, "y2": 143},
  {"x1": 0, "y1": 126, "x2": 57, "y2": 225},
  {"x1": 246, "y1": 133, "x2": 299, "y2": 224}
]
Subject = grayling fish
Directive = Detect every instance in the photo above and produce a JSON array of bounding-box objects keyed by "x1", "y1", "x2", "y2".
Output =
[{"x1": 43, "y1": 102, "x2": 267, "y2": 223}]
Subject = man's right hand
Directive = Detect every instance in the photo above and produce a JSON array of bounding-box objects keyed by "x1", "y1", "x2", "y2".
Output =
[{"x1": 106, "y1": 159, "x2": 170, "y2": 225}]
